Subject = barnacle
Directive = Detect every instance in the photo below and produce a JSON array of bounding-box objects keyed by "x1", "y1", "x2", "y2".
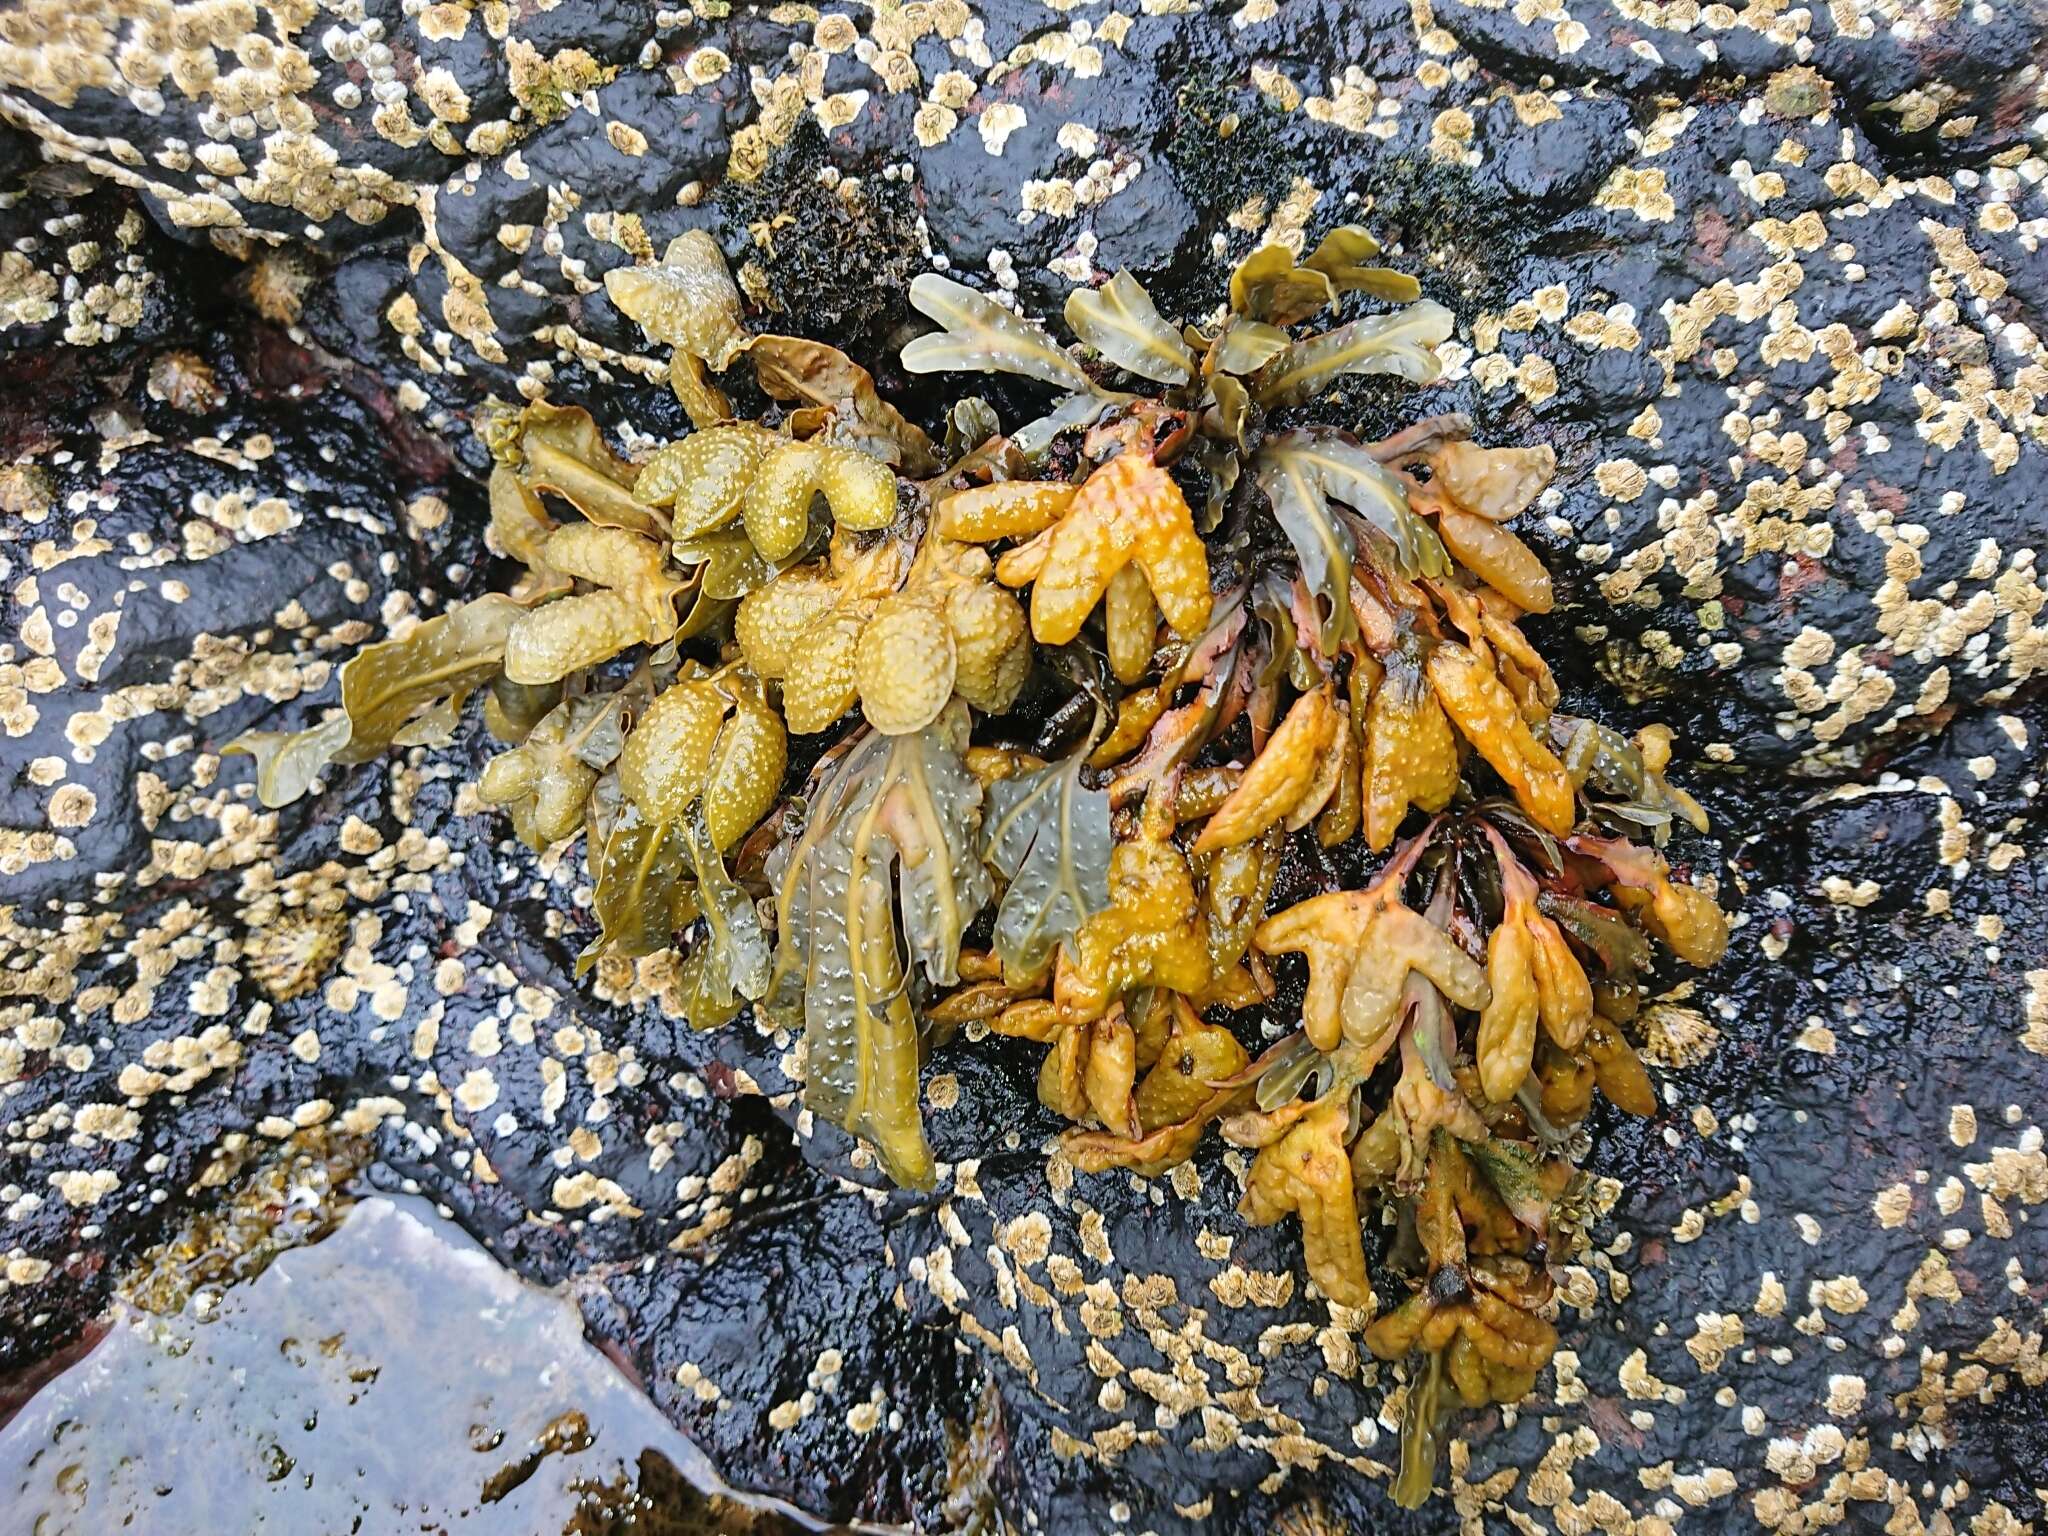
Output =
[
  {"x1": 148, "y1": 349, "x2": 224, "y2": 414},
  {"x1": 243, "y1": 909, "x2": 348, "y2": 1003},
  {"x1": 261, "y1": 233, "x2": 1739, "y2": 1509}
]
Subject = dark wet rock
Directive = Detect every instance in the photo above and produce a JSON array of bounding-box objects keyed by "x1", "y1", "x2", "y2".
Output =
[
  {"x1": 3, "y1": 6, "x2": 2048, "y2": 1535},
  {"x1": 1438, "y1": 2, "x2": 1709, "y2": 95},
  {"x1": 1482, "y1": 93, "x2": 1636, "y2": 210},
  {"x1": 0, "y1": 1194, "x2": 806, "y2": 1531},
  {"x1": 583, "y1": 1172, "x2": 988, "y2": 1529},
  {"x1": 0, "y1": 166, "x2": 183, "y2": 368}
]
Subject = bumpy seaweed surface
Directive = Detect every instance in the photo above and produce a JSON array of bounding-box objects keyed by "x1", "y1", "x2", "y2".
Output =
[{"x1": 0, "y1": 2, "x2": 2044, "y2": 1532}]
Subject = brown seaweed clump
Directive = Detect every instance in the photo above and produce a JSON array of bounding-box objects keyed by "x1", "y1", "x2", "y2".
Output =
[{"x1": 234, "y1": 231, "x2": 1727, "y2": 1502}]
